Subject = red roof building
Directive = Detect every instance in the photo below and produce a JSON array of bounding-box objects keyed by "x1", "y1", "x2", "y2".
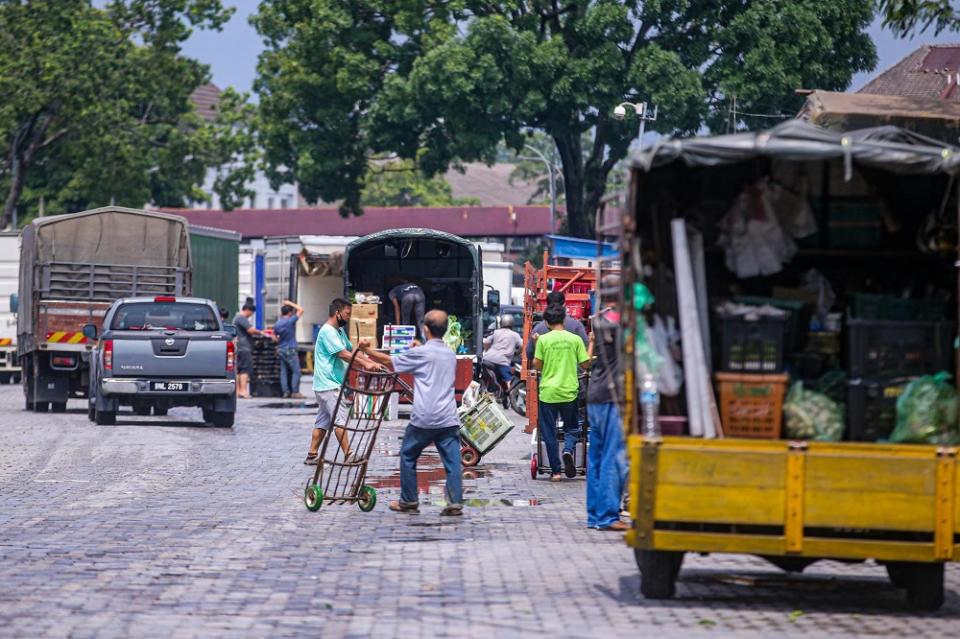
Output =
[
  {"x1": 859, "y1": 44, "x2": 960, "y2": 100},
  {"x1": 162, "y1": 205, "x2": 554, "y2": 245}
]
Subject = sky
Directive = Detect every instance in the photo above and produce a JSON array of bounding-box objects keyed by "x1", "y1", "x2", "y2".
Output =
[{"x1": 182, "y1": 3, "x2": 960, "y2": 96}]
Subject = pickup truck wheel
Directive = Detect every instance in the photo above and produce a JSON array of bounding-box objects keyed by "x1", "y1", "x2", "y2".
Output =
[
  {"x1": 636, "y1": 549, "x2": 683, "y2": 600},
  {"x1": 34, "y1": 402, "x2": 49, "y2": 413},
  {"x1": 153, "y1": 406, "x2": 168, "y2": 416},
  {"x1": 87, "y1": 402, "x2": 96, "y2": 422},
  {"x1": 201, "y1": 408, "x2": 213, "y2": 424},
  {"x1": 211, "y1": 411, "x2": 234, "y2": 428},
  {"x1": 905, "y1": 562, "x2": 944, "y2": 611},
  {"x1": 133, "y1": 404, "x2": 151, "y2": 416},
  {"x1": 51, "y1": 402, "x2": 67, "y2": 413},
  {"x1": 95, "y1": 408, "x2": 116, "y2": 426}
]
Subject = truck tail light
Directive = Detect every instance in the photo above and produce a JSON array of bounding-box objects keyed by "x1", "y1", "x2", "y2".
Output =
[
  {"x1": 226, "y1": 340, "x2": 235, "y2": 373},
  {"x1": 103, "y1": 340, "x2": 113, "y2": 371},
  {"x1": 154, "y1": 296, "x2": 176, "y2": 303}
]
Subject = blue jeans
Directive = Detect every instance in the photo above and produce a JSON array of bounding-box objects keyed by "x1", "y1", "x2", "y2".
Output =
[
  {"x1": 538, "y1": 400, "x2": 581, "y2": 474},
  {"x1": 494, "y1": 364, "x2": 512, "y2": 385},
  {"x1": 278, "y1": 348, "x2": 301, "y2": 395},
  {"x1": 586, "y1": 403, "x2": 628, "y2": 528},
  {"x1": 399, "y1": 424, "x2": 462, "y2": 505}
]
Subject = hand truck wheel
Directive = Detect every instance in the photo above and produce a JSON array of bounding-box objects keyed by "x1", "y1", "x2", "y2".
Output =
[
  {"x1": 530, "y1": 454, "x2": 538, "y2": 480},
  {"x1": 460, "y1": 444, "x2": 480, "y2": 467},
  {"x1": 304, "y1": 480, "x2": 324, "y2": 512},
  {"x1": 358, "y1": 485, "x2": 377, "y2": 512}
]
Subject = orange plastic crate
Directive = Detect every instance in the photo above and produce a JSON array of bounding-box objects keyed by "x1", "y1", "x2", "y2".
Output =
[{"x1": 715, "y1": 372, "x2": 788, "y2": 439}]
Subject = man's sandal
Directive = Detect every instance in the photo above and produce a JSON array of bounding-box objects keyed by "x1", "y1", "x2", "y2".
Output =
[
  {"x1": 389, "y1": 500, "x2": 419, "y2": 514},
  {"x1": 303, "y1": 453, "x2": 318, "y2": 465}
]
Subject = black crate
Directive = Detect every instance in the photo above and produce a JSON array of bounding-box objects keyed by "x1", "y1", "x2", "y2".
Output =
[
  {"x1": 846, "y1": 377, "x2": 913, "y2": 442},
  {"x1": 718, "y1": 313, "x2": 788, "y2": 373},
  {"x1": 846, "y1": 318, "x2": 954, "y2": 378},
  {"x1": 251, "y1": 380, "x2": 283, "y2": 397}
]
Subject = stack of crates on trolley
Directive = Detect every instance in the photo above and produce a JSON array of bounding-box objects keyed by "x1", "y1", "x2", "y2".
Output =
[
  {"x1": 251, "y1": 337, "x2": 283, "y2": 397},
  {"x1": 303, "y1": 358, "x2": 399, "y2": 512},
  {"x1": 458, "y1": 392, "x2": 514, "y2": 467}
]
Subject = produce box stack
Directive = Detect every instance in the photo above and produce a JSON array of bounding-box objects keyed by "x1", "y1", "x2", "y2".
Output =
[
  {"x1": 845, "y1": 296, "x2": 953, "y2": 441},
  {"x1": 383, "y1": 325, "x2": 416, "y2": 354},
  {"x1": 349, "y1": 302, "x2": 379, "y2": 348}
]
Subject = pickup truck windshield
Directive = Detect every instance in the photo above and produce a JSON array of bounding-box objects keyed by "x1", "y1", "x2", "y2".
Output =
[{"x1": 111, "y1": 302, "x2": 219, "y2": 331}]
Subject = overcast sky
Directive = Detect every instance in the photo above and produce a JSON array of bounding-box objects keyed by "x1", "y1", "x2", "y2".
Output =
[{"x1": 181, "y1": 2, "x2": 960, "y2": 98}]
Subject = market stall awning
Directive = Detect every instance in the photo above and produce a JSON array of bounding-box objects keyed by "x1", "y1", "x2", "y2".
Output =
[
  {"x1": 631, "y1": 120, "x2": 960, "y2": 175},
  {"x1": 545, "y1": 235, "x2": 618, "y2": 261}
]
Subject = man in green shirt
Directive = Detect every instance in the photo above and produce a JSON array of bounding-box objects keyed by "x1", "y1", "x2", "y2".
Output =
[{"x1": 533, "y1": 304, "x2": 591, "y2": 481}]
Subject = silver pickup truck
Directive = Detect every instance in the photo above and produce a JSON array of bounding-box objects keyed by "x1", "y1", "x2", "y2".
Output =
[{"x1": 83, "y1": 296, "x2": 237, "y2": 427}]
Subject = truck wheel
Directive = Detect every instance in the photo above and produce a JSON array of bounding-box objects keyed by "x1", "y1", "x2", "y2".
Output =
[
  {"x1": 211, "y1": 411, "x2": 234, "y2": 428},
  {"x1": 34, "y1": 402, "x2": 49, "y2": 413},
  {"x1": 51, "y1": 402, "x2": 67, "y2": 413},
  {"x1": 153, "y1": 406, "x2": 168, "y2": 417},
  {"x1": 95, "y1": 408, "x2": 116, "y2": 426},
  {"x1": 202, "y1": 408, "x2": 213, "y2": 424},
  {"x1": 88, "y1": 402, "x2": 96, "y2": 422},
  {"x1": 905, "y1": 562, "x2": 944, "y2": 611},
  {"x1": 635, "y1": 549, "x2": 684, "y2": 600},
  {"x1": 885, "y1": 561, "x2": 912, "y2": 588},
  {"x1": 133, "y1": 404, "x2": 151, "y2": 416}
]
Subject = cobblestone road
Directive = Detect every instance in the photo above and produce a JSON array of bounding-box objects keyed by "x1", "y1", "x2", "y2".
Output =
[{"x1": 0, "y1": 382, "x2": 958, "y2": 638}]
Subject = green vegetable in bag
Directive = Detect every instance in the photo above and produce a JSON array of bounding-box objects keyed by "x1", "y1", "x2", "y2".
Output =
[
  {"x1": 890, "y1": 372, "x2": 959, "y2": 445},
  {"x1": 443, "y1": 315, "x2": 463, "y2": 353},
  {"x1": 633, "y1": 282, "x2": 663, "y2": 375},
  {"x1": 783, "y1": 382, "x2": 844, "y2": 441}
]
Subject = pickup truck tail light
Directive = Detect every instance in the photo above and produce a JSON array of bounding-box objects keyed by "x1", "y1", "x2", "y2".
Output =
[
  {"x1": 154, "y1": 296, "x2": 176, "y2": 303},
  {"x1": 226, "y1": 340, "x2": 235, "y2": 373},
  {"x1": 103, "y1": 339, "x2": 113, "y2": 371}
]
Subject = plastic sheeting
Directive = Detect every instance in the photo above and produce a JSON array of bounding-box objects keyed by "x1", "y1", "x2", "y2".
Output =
[{"x1": 632, "y1": 120, "x2": 960, "y2": 176}]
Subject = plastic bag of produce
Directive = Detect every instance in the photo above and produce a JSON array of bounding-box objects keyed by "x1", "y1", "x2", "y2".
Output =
[
  {"x1": 890, "y1": 372, "x2": 959, "y2": 445},
  {"x1": 443, "y1": 315, "x2": 463, "y2": 353},
  {"x1": 783, "y1": 382, "x2": 844, "y2": 441}
]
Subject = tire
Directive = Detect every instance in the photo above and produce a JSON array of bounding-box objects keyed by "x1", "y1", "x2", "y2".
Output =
[
  {"x1": 34, "y1": 401, "x2": 49, "y2": 413},
  {"x1": 25, "y1": 396, "x2": 34, "y2": 411},
  {"x1": 153, "y1": 406, "x2": 168, "y2": 417},
  {"x1": 460, "y1": 444, "x2": 480, "y2": 467},
  {"x1": 211, "y1": 411, "x2": 234, "y2": 428},
  {"x1": 51, "y1": 402, "x2": 67, "y2": 413},
  {"x1": 636, "y1": 549, "x2": 684, "y2": 600},
  {"x1": 202, "y1": 408, "x2": 213, "y2": 424},
  {"x1": 88, "y1": 402, "x2": 96, "y2": 422},
  {"x1": 133, "y1": 404, "x2": 151, "y2": 416},
  {"x1": 94, "y1": 408, "x2": 116, "y2": 425},
  {"x1": 509, "y1": 382, "x2": 526, "y2": 416},
  {"x1": 885, "y1": 562, "x2": 912, "y2": 589},
  {"x1": 304, "y1": 482, "x2": 324, "y2": 512},
  {"x1": 905, "y1": 562, "x2": 944, "y2": 611},
  {"x1": 530, "y1": 454, "x2": 538, "y2": 480},
  {"x1": 358, "y1": 485, "x2": 377, "y2": 512}
]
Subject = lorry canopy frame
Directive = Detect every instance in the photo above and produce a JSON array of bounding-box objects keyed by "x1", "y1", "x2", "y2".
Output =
[{"x1": 631, "y1": 120, "x2": 960, "y2": 176}]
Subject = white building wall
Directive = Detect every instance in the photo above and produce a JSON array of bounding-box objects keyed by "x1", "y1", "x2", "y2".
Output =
[{"x1": 192, "y1": 167, "x2": 300, "y2": 210}]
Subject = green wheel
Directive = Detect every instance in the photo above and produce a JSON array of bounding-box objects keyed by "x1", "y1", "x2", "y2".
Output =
[
  {"x1": 304, "y1": 483, "x2": 324, "y2": 512},
  {"x1": 358, "y1": 485, "x2": 377, "y2": 512}
]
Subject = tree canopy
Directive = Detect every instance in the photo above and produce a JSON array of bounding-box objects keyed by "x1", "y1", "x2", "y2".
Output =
[
  {"x1": 878, "y1": 0, "x2": 960, "y2": 36},
  {"x1": 253, "y1": 0, "x2": 877, "y2": 237},
  {"x1": 361, "y1": 160, "x2": 479, "y2": 207},
  {"x1": 0, "y1": 0, "x2": 251, "y2": 228}
]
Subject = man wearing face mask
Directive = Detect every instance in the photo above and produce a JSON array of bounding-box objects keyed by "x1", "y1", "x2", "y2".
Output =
[{"x1": 304, "y1": 298, "x2": 377, "y2": 465}]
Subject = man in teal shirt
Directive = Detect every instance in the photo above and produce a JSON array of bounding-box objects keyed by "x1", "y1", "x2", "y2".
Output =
[
  {"x1": 533, "y1": 304, "x2": 590, "y2": 481},
  {"x1": 304, "y1": 298, "x2": 377, "y2": 465}
]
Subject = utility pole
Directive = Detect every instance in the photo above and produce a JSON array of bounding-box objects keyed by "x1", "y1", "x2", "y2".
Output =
[{"x1": 520, "y1": 144, "x2": 557, "y2": 236}]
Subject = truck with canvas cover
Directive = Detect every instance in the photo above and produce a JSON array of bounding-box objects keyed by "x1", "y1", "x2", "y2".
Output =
[
  {"x1": 0, "y1": 232, "x2": 21, "y2": 383},
  {"x1": 18, "y1": 207, "x2": 191, "y2": 412},
  {"x1": 623, "y1": 122, "x2": 960, "y2": 610},
  {"x1": 343, "y1": 229, "x2": 496, "y2": 401}
]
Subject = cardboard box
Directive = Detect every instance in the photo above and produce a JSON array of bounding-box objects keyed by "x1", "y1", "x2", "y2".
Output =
[
  {"x1": 348, "y1": 318, "x2": 378, "y2": 348},
  {"x1": 352, "y1": 303, "x2": 379, "y2": 320}
]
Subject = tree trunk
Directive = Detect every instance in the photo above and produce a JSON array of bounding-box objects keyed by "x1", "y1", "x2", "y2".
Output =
[
  {"x1": 553, "y1": 131, "x2": 591, "y2": 238},
  {"x1": 1, "y1": 153, "x2": 25, "y2": 231}
]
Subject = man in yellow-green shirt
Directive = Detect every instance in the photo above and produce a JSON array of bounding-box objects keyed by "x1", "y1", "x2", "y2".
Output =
[{"x1": 533, "y1": 304, "x2": 591, "y2": 481}]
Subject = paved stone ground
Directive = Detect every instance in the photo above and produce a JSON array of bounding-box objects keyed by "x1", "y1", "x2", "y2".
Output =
[{"x1": 0, "y1": 381, "x2": 958, "y2": 638}]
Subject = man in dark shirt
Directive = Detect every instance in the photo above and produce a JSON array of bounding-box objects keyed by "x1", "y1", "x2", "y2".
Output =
[
  {"x1": 585, "y1": 276, "x2": 628, "y2": 531},
  {"x1": 524, "y1": 291, "x2": 589, "y2": 362},
  {"x1": 233, "y1": 303, "x2": 270, "y2": 399},
  {"x1": 275, "y1": 299, "x2": 305, "y2": 399},
  {"x1": 388, "y1": 281, "x2": 426, "y2": 338}
]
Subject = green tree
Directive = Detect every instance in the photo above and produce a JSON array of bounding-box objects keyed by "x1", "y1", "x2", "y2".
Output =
[
  {"x1": 878, "y1": 0, "x2": 960, "y2": 36},
  {"x1": 361, "y1": 159, "x2": 479, "y2": 206},
  {"x1": 0, "y1": 0, "x2": 249, "y2": 227},
  {"x1": 253, "y1": 0, "x2": 876, "y2": 238}
]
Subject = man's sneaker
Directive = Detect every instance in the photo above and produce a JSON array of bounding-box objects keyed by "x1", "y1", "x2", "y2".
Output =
[
  {"x1": 562, "y1": 450, "x2": 576, "y2": 478},
  {"x1": 304, "y1": 454, "x2": 318, "y2": 465},
  {"x1": 290, "y1": 392, "x2": 307, "y2": 400},
  {"x1": 389, "y1": 500, "x2": 419, "y2": 514},
  {"x1": 440, "y1": 504, "x2": 464, "y2": 517},
  {"x1": 282, "y1": 392, "x2": 290, "y2": 398}
]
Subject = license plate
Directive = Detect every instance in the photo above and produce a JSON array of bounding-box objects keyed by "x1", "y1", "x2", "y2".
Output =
[{"x1": 150, "y1": 381, "x2": 188, "y2": 392}]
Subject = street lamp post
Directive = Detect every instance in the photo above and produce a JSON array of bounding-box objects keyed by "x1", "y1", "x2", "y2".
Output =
[{"x1": 521, "y1": 143, "x2": 557, "y2": 236}]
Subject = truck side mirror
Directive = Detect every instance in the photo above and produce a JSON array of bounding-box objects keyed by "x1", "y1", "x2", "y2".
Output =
[
  {"x1": 8, "y1": 293, "x2": 17, "y2": 314},
  {"x1": 486, "y1": 289, "x2": 500, "y2": 317},
  {"x1": 223, "y1": 325, "x2": 237, "y2": 337},
  {"x1": 82, "y1": 324, "x2": 98, "y2": 340}
]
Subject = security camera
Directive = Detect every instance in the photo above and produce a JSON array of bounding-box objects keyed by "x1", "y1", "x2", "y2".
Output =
[{"x1": 613, "y1": 104, "x2": 627, "y2": 120}]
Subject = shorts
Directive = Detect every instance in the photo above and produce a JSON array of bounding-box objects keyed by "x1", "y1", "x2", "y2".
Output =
[
  {"x1": 237, "y1": 349, "x2": 253, "y2": 375},
  {"x1": 314, "y1": 389, "x2": 350, "y2": 431}
]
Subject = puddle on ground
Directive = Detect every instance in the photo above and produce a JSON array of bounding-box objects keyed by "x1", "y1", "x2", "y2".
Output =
[{"x1": 256, "y1": 401, "x2": 318, "y2": 409}]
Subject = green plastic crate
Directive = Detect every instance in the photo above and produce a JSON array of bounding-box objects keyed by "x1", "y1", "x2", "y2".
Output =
[{"x1": 459, "y1": 393, "x2": 514, "y2": 455}]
